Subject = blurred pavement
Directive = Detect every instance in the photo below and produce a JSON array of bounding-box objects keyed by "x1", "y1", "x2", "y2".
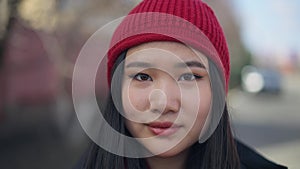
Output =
[{"x1": 229, "y1": 73, "x2": 300, "y2": 169}]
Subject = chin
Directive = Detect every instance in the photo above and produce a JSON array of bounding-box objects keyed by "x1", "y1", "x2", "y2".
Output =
[
  {"x1": 147, "y1": 144, "x2": 188, "y2": 158},
  {"x1": 156, "y1": 150, "x2": 182, "y2": 158}
]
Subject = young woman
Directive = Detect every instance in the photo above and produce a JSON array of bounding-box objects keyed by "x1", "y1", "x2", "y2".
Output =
[{"x1": 75, "y1": 0, "x2": 287, "y2": 168}]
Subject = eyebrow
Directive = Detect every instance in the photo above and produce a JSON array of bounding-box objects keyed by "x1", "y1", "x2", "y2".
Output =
[
  {"x1": 125, "y1": 60, "x2": 206, "y2": 69},
  {"x1": 175, "y1": 61, "x2": 206, "y2": 69},
  {"x1": 125, "y1": 62, "x2": 152, "y2": 68}
]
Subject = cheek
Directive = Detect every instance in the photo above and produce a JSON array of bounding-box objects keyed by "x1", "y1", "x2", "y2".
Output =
[
  {"x1": 122, "y1": 85, "x2": 150, "y2": 138},
  {"x1": 196, "y1": 82, "x2": 212, "y2": 123},
  {"x1": 125, "y1": 119, "x2": 140, "y2": 137},
  {"x1": 122, "y1": 84, "x2": 150, "y2": 113},
  {"x1": 182, "y1": 81, "x2": 212, "y2": 136},
  {"x1": 182, "y1": 81, "x2": 211, "y2": 113}
]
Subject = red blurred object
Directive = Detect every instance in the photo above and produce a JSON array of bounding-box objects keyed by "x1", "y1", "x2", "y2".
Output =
[{"x1": 2, "y1": 19, "x2": 59, "y2": 106}]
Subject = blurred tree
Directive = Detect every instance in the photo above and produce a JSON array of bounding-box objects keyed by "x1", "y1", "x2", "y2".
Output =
[
  {"x1": 205, "y1": 0, "x2": 252, "y2": 89},
  {"x1": 17, "y1": 0, "x2": 58, "y2": 32},
  {"x1": 0, "y1": 0, "x2": 20, "y2": 67},
  {"x1": 0, "y1": 0, "x2": 20, "y2": 119},
  {"x1": 0, "y1": 0, "x2": 9, "y2": 42}
]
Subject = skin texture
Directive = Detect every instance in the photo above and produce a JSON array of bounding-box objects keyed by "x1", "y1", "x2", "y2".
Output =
[{"x1": 122, "y1": 41, "x2": 212, "y2": 169}]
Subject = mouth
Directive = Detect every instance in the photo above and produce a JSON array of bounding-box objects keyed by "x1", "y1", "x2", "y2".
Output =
[{"x1": 147, "y1": 121, "x2": 181, "y2": 136}]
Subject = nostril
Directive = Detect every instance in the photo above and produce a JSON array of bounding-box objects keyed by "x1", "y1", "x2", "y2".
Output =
[{"x1": 150, "y1": 107, "x2": 162, "y2": 114}]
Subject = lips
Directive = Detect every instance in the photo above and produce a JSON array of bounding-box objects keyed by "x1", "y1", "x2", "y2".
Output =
[{"x1": 147, "y1": 122, "x2": 181, "y2": 136}]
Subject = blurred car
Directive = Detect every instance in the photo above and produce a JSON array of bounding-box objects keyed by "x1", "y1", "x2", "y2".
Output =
[{"x1": 241, "y1": 65, "x2": 282, "y2": 94}]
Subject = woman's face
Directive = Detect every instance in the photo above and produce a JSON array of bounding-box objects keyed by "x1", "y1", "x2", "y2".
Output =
[{"x1": 121, "y1": 41, "x2": 211, "y2": 157}]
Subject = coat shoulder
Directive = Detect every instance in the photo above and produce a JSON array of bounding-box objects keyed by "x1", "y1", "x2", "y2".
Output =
[{"x1": 236, "y1": 139, "x2": 288, "y2": 169}]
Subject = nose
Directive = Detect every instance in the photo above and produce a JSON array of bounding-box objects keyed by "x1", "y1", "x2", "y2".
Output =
[{"x1": 149, "y1": 79, "x2": 180, "y2": 114}]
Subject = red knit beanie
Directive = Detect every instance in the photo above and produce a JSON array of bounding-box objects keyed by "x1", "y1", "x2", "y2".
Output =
[{"x1": 107, "y1": 0, "x2": 230, "y2": 91}]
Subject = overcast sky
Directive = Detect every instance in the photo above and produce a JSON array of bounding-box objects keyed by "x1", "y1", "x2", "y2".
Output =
[{"x1": 231, "y1": 0, "x2": 300, "y2": 55}]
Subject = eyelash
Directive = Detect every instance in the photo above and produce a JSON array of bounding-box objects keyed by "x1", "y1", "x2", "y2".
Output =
[
  {"x1": 130, "y1": 73, "x2": 152, "y2": 81},
  {"x1": 129, "y1": 73, "x2": 203, "y2": 82},
  {"x1": 178, "y1": 73, "x2": 203, "y2": 81}
]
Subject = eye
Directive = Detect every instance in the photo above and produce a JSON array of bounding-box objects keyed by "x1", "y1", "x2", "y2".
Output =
[
  {"x1": 132, "y1": 73, "x2": 152, "y2": 81},
  {"x1": 178, "y1": 73, "x2": 203, "y2": 81}
]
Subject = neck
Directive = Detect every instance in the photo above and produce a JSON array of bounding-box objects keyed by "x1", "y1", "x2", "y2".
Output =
[{"x1": 146, "y1": 149, "x2": 189, "y2": 169}]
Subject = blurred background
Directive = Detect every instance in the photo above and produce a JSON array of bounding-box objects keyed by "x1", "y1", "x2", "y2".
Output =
[{"x1": 0, "y1": 0, "x2": 299, "y2": 168}]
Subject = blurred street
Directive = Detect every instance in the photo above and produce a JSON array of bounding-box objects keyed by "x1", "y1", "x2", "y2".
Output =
[
  {"x1": 0, "y1": 106, "x2": 89, "y2": 169},
  {"x1": 229, "y1": 73, "x2": 300, "y2": 169}
]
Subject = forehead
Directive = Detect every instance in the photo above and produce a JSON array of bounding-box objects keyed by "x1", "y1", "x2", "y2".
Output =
[{"x1": 125, "y1": 41, "x2": 208, "y2": 64}]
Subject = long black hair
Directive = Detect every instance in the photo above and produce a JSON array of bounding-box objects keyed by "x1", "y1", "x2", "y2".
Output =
[{"x1": 82, "y1": 51, "x2": 240, "y2": 169}]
